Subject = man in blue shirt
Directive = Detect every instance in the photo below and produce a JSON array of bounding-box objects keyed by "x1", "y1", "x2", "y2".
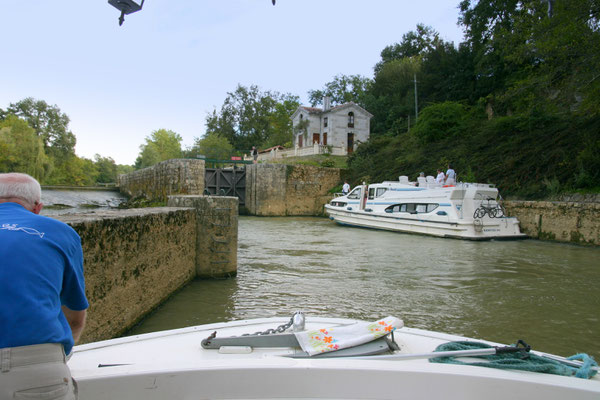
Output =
[{"x1": 0, "y1": 173, "x2": 88, "y2": 400}]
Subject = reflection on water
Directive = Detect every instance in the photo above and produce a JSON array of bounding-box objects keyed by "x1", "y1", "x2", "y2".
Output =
[
  {"x1": 129, "y1": 216, "x2": 600, "y2": 360},
  {"x1": 40, "y1": 189, "x2": 127, "y2": 216}
]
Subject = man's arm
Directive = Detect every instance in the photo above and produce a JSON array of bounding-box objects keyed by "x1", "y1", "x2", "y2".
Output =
[{"x1": 61, "y1": 306, "x2": 86, "y2": 343}]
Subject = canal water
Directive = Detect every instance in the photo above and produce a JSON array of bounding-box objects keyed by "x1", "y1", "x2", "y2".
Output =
[
  {"x1": 129, "y1": 216, "x2": 600, "y2": 360},
  {"x1": 40, "y1": 188, "x2": 127, "y2": 216}
]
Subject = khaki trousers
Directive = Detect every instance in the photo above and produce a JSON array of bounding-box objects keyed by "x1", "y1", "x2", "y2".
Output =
[{"x1": 0, "y1": 343, "x2": 77, "y2": 400}]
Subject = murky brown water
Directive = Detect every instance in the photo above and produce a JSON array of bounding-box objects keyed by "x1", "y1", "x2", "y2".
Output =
[{"x1": 129, "y1": 216, "x2": 600, "y2": 360}]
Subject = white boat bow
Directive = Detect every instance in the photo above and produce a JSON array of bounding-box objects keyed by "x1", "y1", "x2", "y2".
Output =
[{"x1": 69, "y1": 315, "x2": 599, "y2": 399}]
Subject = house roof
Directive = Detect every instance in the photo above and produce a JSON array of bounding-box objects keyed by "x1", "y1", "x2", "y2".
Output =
[{"x1": 292, "y1": 102, "x2": 373, "y2": 119}]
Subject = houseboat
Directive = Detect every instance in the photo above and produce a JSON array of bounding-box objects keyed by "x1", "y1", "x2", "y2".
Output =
[{"x1": 324, "y1": 176, "x2": 526, "y2": 240}]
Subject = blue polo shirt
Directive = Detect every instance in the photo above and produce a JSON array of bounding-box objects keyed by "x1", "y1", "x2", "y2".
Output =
[{"x1": 0, "y1": 202, "x2": 88, "y2": 355}]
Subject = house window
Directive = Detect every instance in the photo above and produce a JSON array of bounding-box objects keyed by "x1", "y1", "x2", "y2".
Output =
[
  {"x1": 324, "y1": 117, "x2": 328, "y2": 127},
  {"x1": 348, "y1": 112, "x2": 354, "y2": 128}
]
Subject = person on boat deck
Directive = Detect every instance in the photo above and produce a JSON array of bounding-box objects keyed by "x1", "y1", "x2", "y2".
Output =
[
  {"x1": 436, "y1": 169, "x2": 445, "y2": 184},
  {"x1": 445, "y1": 165, "x2": 457, "y2": 185},
  {"x1": 342, "y1": 181, "x2": 350, "y2": 195},
  {"x1": 416, "y1": 172, "x2": 425, "y2": 186},
  {"x1": 0, "y1": 172, "x2": 88, "y2": 400}
]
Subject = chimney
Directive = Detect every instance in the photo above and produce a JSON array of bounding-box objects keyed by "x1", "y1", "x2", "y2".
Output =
[{"x1": 323, "y1": 96, "x2": 331, "y2": 111}]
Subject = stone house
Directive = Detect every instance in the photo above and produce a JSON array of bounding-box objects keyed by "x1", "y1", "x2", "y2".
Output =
[{"x1": 290, "y1": 97, "x2": 372, "y2": 154}]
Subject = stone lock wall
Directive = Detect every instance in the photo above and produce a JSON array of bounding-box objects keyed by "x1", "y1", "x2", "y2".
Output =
[
  {"x1": 57, "y1": 208, "x2": 197, "y2": 343},
  {"x1": 56, "y1": 196, "x2": 239, "y2": 343},
  {"x1": 245, "y1": 164, "x2": 341, "y2": 216},
  {"x1": 118, "y1": 159, "x2": 205, "y2": 202},
  {"x1": 505, "y1": 200, "x2": 600, "y2": 245},
  {"x1": 168, "y1": 195, "x2": 238, "y2": 278}
]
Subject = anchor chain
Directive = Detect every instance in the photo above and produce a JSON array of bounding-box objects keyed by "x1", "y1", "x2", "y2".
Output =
[{"x1": 242, "y1": 316, "x2": 294, "y2": 336}]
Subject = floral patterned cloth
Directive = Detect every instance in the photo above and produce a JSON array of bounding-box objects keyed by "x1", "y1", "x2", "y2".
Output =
[{"x1": 294, "y1": 316, "x2": 403, "y2": 356}]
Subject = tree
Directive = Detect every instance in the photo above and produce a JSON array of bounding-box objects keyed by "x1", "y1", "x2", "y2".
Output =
[
  {"x1": 135, "y1": 129, "x2": 183, "y2": 169},
  {"x1": 374, "y1": 24, "x2": 442, "y2": 74},
  {"x1": 411, "y1": 102, "x2": 470, "y2": 144},
  {"x1": 44, "y1": 155, "x2": 97, "y2": 186},
  {"x1": 367, "y1": 57, "x2": 422, "y2": 135},
  {"x1": 307, "y1": 74, "x2": 372, "y2": 108},
  {"x1": 94, "y1": 154, "x2": 118, "y2": 183},
  {"x1": 186, "y1": 133, "x2": 234, "y2": 160},
  {"x1": 205, "y1": 84, "x2": 300, "y2": 151},
  {"x1": 0, "y1": 115, "x2": 49, "y2": 180},
  {"x1": 3, "y1": 98, "x2": 76, "y2": 158}
]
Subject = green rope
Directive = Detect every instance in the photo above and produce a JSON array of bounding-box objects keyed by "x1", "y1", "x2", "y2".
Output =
[{"x1": 429, "y1": 341, "x2": 598, "y2": 379}]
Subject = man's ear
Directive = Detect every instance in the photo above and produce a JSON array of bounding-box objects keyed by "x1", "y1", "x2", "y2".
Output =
[{"x1": 32, "y1": 202, "x2": 44, "y2": 215}]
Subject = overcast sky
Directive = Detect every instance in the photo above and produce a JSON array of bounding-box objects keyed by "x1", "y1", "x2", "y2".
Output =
[{"x1": 1, "y1": 1, "x2": 465, "y2": 165}]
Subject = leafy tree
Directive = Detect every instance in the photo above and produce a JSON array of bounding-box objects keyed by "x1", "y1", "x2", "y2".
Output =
[
  {"x1": 367, "y1": 57, "x2": 422, "y2": 135},
  {"x1": 0, "y1": 115, "x2": 49, "y2": 180},
  {"x1": 205, "y1": 84, "x2": 299, "y2": 151},
  {"x1": 374, "y1": 24, "x2": 442, "y2": 74},
  {"x1": 135, "y1": 129, "x2": 182, "y2": 169},
  {"x1": 3, "y1": 98, "x2": 76, "y2": 159},
  {"x1": 44, "y1": 155, "x2": 97, "y2": 186},
  {"x1": 411, "y1": 102, "x2": 470, "y2": 144},
  {"x1": 186, "y1": 132, "x2": 234, "y2": 160},
  {"x1": 94, "y1": 154, "x2": 118, "y2": 183},
  {"x1": 308, "y1": 74, "x2": 372, "y2": 108},
  {"x1": 263, "y1": 98, "x2": 300, "y2": 148}
]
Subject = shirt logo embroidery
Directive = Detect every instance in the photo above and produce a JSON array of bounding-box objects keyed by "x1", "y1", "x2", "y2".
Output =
[{"x1": 1, "y1": 223, "x2": 45, "y2": 238}]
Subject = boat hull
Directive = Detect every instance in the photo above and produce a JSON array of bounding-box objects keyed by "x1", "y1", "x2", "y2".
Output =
[
  {"x1": 69, "y1": 317, "x2": 599, "y2": 399},
  {"x1": 325, "y1": 205, "x2": 527, "y2": 240}
]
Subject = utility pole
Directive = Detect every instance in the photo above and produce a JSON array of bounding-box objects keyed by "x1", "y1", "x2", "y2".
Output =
[{"x1": 414, "y1": 73, "x2": 418, "y2": 121}]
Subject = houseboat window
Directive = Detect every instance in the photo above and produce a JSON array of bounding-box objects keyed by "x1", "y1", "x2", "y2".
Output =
[
  {"x1": 376, "y1": 188, "x2": 387, "y2": 197},
  {"x1": 368, "y1": 187, "x2": 376, "y2": 200},
  {"x1": 427, "y1": 204, "x2": 439, "y2": 212},
  {"x1": 347, "y1": 187, "x2": 361, "y2": 199},
  {"x1": 384, "y1": 203, "x2": 439, "y2": 214}
]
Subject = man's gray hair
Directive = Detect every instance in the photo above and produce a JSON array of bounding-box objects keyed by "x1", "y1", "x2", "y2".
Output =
[{"x1": 0, "y1": 173, "x2": 42, "y2": 205}]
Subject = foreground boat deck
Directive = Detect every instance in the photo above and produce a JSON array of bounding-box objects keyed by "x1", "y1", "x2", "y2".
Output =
[{"x1": 70, "y1": 317, "x2": 600, "y2": 399}]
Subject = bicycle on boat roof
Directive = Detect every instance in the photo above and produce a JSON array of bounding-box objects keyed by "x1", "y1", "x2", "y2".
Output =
[{"x1": 473, "y1": 195, "x2": 506, "y2": 219}]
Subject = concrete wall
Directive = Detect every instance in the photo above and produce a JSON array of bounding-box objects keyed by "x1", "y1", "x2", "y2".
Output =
[
  {"x1": 505, "y1": 200, "x2": 600, "y2": 245},
  {"x1": 245, "y1": 164, "x2": 341, "y2": 216},
  {"x1": 56, "y1": 196, "x2": 238, "y2": 343},
  {"x1": 118, "y1": 159, "x2": 205, "y2": 202},
  {"x1": 168, "y1": 195, "x2": 238, "y2": 278}
]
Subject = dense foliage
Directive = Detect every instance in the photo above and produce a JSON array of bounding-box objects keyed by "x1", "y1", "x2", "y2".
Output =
[
  {"x1": 204, "y1": 84, "x2": 300, "y2": 154},
  {"x1": 340, "y1": 0, "x2": 600, "y2": 198},
  {"x1": 0, "y1": 98, "x2": 132, "y2": 185},
  {"x1": 135, "y1": 129, "x2": 183, "y2": 169}
]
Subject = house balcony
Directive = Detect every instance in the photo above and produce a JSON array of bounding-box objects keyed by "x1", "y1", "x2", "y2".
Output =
[{"x1": 244, "y1": 143, "x2": 347, "y2": 162}]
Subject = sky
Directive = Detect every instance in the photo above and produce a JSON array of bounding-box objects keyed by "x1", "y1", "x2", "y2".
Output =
[{"x1": 1, "y1": 1, "x2": 465, "y2": 165}]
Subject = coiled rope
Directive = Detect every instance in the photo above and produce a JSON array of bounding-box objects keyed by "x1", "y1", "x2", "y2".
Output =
[{"x1": 429, "y1": 341, "x2": 598, "y2": 379}]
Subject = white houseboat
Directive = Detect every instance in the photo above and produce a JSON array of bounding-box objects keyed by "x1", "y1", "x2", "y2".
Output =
[{"x1": 324, "y1": 176, "x2": 526, "y2": 240}]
